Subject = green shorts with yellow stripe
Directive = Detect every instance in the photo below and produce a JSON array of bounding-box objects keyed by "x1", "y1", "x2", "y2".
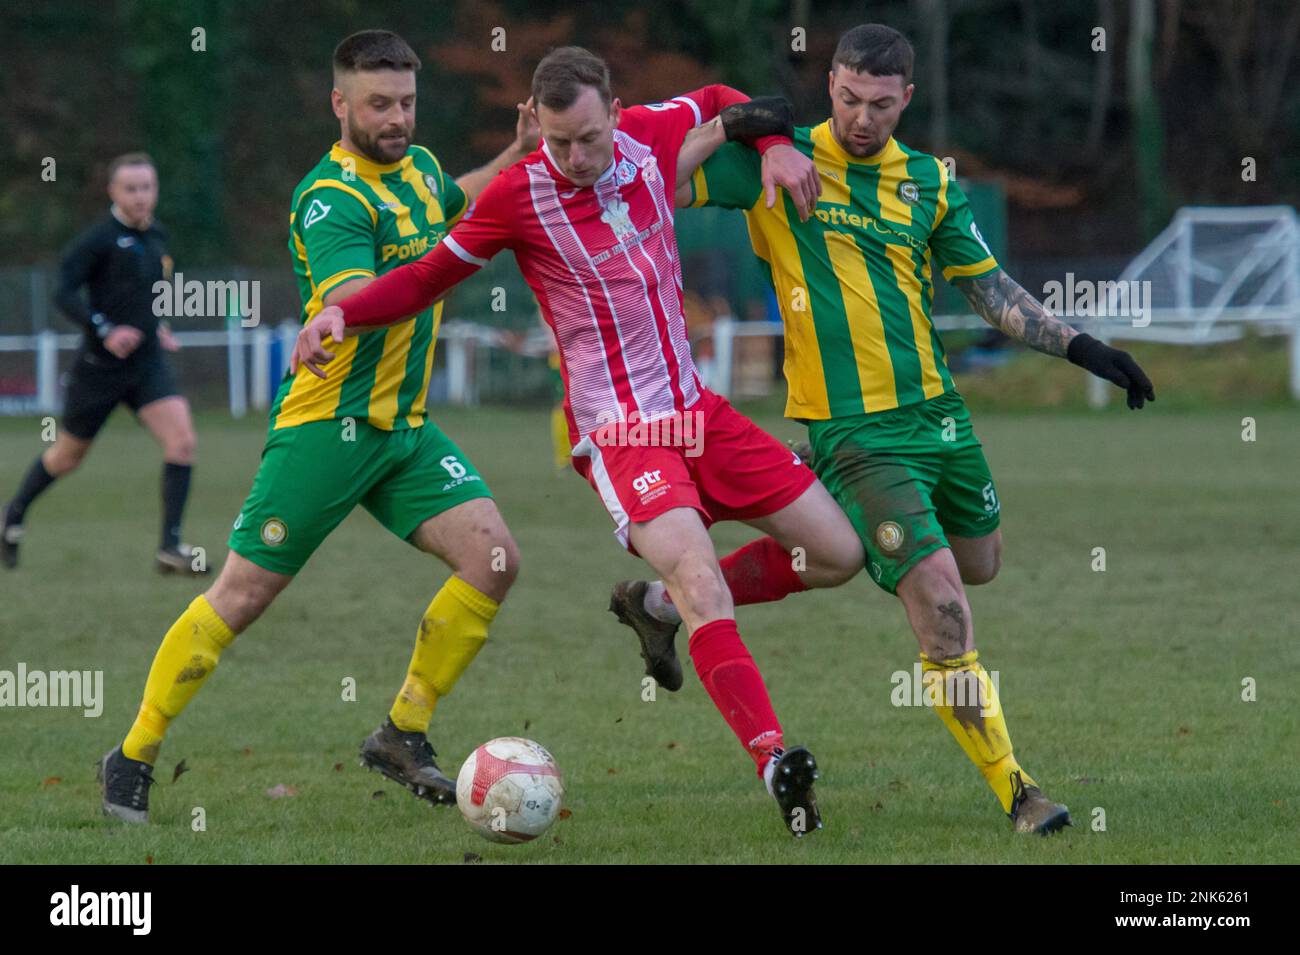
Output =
[
  {"x1": 807, "y1": 390, "x2": 1000, "y2": 594},
  {"x1": 228, "y1": 418, "x2": 492, "y2": 575}
]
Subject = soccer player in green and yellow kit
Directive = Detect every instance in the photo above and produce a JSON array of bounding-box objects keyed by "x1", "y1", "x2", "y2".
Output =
[
  {"x1": 97, "y1": 30, "x2": 541, "y2": 822},
  {"x1": 616, "y1": 24, "x2": 1154, "y2": 834}
]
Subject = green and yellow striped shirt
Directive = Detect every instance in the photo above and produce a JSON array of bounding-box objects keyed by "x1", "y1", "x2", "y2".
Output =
[
  {"x1": 690, "y1": 122, "x2": 998, "y2": 419},
  {"x1": 271, "y1": 142, "x2": 468, "y2": 431}
]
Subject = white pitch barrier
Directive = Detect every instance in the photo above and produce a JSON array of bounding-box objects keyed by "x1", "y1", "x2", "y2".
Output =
[{"x1": 0, "y1": 321, "x2": 301, "y2": 419}]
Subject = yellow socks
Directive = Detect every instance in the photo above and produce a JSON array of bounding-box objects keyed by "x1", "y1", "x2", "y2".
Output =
[
  {"x1": 389, "y1": 576, "x2": 498, "y2": 734},
  {"x1": 122, "y1": 595, "x2": 236, "y2": 764},
  {"x1": 551, "y1": 404, "x2": 570, "y2": 472},
  {"x1": 921, "y1": 649, "x2": 1036, "y2": 814}
]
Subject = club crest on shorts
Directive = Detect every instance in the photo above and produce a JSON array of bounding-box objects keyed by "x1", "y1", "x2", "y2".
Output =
[
  {"x1": 260, "y1": 518, "x2": 288, "y2": 547},
  {"x1": 876, "y1": 520, "x2": 904, "y2": 553}
]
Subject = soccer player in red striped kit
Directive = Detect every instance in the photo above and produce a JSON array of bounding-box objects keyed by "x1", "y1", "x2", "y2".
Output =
[{"x1": 293, "y1": 47, "x2": 870, "y2": 836}]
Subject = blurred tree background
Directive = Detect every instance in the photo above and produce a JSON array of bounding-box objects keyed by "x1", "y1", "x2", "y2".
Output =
[{"x1": 1, "y1": 0, "x2": 1297, "y2": 267}]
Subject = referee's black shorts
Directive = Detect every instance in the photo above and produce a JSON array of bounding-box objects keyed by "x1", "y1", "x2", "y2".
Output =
[{"x1": 62, "y1": 349, "x2": 181, "y2": 440}]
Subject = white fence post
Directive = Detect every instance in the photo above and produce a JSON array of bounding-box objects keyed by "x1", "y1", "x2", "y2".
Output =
[
  {"x1": 1287, "y1": 214, "x2": 1300, "y2": 400},
  {"x1": 250, "y1": 325, "x2": 271, "y2": 410},
  {"x1": 447, "y1": 332, "x2": 468, "y2": 405},
  {"x1": 37, "y1": 330, "x2": 58, "y2": 414},
  {"x1": 712, "y1": 316, "x2": 735, "y2": 398},
  {"x1": 227, "y1": 322, "x2": 246, "y2": 419}
]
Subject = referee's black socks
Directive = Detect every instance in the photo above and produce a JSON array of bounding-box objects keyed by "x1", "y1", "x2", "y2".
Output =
[
  {"x1": 7, "y1": 456, "x2": 56, "y2": 524},
  {"x1": 161, "y1": 462, "x2": 192, "y2": 551}
]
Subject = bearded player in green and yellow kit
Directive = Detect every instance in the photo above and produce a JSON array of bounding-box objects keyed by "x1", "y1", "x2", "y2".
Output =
[
  {"x1": 615, "y1": 23, "x2": 1155, "y2": 834},
  {"x1": 96, "y1": 30, "x2": 540, "y2": 822}
]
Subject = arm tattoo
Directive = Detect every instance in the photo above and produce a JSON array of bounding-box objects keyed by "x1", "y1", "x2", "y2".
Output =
[{"x1": 952, "y1": 269, "x2": 1077, "y2": 358}]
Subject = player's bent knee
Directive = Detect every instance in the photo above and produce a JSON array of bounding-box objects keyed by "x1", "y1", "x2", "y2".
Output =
[
  {"x1": 451, "y1": 527, "x2": 520, "y2": 602},
  {"x1": 667, "y1": 555, "x2": 731, "y2": 621},
  {"x1": 167, "y1": 432, "x2": 197, "y2": 463},
  {"x1": 486, "y1": 531, "x2": 521, "y2": 591},
  {"x1": 961, "y1": 554, "x2": 1000, "y2": 586},
  {"x1": 48, "y1": 453, "x2": 81, "y2": 476},
  {"x1": 816, "y1": 541, "x2": 865, "y2": 587},
  {"x1": 208, "y1": 553, "x2": 290, "y2": 632},
  {"x1": 46, "y1": 440, "x2": 89, "y2": 475}
]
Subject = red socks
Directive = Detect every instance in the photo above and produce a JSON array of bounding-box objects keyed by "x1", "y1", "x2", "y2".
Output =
[
  {"x1": 688, "y1": 619, "x2": 783, "y2": 775},
  {"x1": 719, "y1": 536, "x2": 810, "y2": 606}
]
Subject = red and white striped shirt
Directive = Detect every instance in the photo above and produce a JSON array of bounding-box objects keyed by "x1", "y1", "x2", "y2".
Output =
[{"x1": 337, "y1": 86, "x2": 784, "y2": 443}]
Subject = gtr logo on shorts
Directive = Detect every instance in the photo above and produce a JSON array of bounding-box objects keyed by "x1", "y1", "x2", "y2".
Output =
[
  {"x1": 876, "y1": 520, "x2": 904, "y2": 553},
  {"x1": 261, "y1": 518, "x2": 288, "y2": 547},
  {"x1": 632, "y1": 469, "x2": 669, "y2": 504}
]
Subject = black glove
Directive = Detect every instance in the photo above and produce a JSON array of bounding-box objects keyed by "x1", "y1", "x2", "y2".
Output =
[
  {"x1": 720, "y1": 96, "x2": 794, "y2": 144},
  {"x1": 1067, "y1": 333, "x2": 1155, "y2": 409}
]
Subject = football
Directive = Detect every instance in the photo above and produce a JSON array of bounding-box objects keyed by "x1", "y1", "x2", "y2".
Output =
[{"x1": 456, "y1": 737, "x2": 564, "y2": 844}]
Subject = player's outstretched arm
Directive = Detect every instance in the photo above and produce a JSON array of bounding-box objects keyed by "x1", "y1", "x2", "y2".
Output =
[
  {"x1": 669, "y1": 86, "x2": 819, "y2": 220},
  {"x1": 294, "y1": 172, "x2": 517, "y2": 379},
  {"x1": 952, "y1": 269, "x2": 1156, "y2": 409},
  {"x1": 291, "y1": 243, "x2": 471, "y2": 378}
]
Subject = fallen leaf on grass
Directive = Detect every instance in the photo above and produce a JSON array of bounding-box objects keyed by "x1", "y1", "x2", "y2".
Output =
[
  {"x1": 42, "y1": 776, "x2": 61, "y2": 787},
  {"x1": 172, "y1": 759, "x2": 189, "y2": 783},
  {"x1": 557, "y1": 808, "x2": 572, "y2": 820},
  {"x1": 265, "y1": 784, "x2": 298, "y2": 798}
]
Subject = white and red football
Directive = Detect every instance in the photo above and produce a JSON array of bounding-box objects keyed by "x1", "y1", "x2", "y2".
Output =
[{"x1": 456, "y1": 737, "x2": 564, "y2": 844}]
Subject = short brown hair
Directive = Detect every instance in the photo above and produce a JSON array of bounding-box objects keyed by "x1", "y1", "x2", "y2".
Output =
[
  {"x1": 107, "y1": 152, "x2": 155, "y2": 183},
  {"x1": 531, "y1": 46, "x2": 611, "y2": 111},
  {"x1": 333, "y1": 29, "x2": 421, "y2": 75},
  {"x1": 832, "y1": 24, "x2": 914, "y2": 84}
]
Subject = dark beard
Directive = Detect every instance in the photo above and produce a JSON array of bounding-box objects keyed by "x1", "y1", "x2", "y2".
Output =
[
  {"x1": 831, "y1": 116, "x2": 882, "y2": 157},
  {"x1": 347, "y1": 118, "x2": 410, "y2": 164}
]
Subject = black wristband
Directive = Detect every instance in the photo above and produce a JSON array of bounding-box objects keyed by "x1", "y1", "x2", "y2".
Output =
[
  {"x1": 1066, "y1": 332, "x2": 1101, "y2": 367},
  {"x1": 720, "y1": 96, "x2": 794, "y2": 143}
]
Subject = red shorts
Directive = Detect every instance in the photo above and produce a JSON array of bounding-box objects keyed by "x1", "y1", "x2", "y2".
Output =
[{"x1": 571, "y1": 388, "x2": 816, "y2": 550}]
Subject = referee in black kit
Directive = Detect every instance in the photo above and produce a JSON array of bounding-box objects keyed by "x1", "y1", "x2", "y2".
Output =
[{"x1": 2, "y1": 153, "x2": 207, "y2": 575}]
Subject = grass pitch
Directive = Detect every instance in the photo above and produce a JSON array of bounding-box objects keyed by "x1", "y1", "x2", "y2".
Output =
[{"x1": 0, "y1": 397, "x2": 1296, "y2": 863}]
